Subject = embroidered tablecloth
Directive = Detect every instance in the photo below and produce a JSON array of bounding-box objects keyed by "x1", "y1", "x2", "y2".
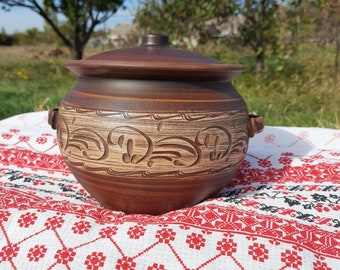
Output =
[{"x1": 0, "y1": 111, "x2": 339, "y2": 269}]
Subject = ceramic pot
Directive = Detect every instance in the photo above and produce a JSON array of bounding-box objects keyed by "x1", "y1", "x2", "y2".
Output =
[{"x1": 49, "y1": 34, "x2": 263, "y2": 215}]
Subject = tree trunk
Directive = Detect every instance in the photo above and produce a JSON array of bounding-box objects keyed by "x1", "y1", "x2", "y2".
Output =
[
  {"x1": 64, "y1": 41, "x2": 84, "y2": 60},
  {"x1": 256, "y1": 48, "x2": 265, "y2": 73},
  {"x1": 255, "y1": 0, "x2": 265, "y2": 73},
  {"x1": 334, "y1": 38, "x2": 339, "y2": 86},
  {"x1": 69, "y1": 44, "x2": 84, "y2": 60}
]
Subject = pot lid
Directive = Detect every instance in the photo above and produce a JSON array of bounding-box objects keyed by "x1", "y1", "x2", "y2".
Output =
[{"x1": 65, "y1": 34, "x2": 243, "y2": 81}]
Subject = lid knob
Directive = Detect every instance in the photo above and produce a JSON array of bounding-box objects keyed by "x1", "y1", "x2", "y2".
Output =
[{"x1": 141, "y1": 34, "x2": 169, "y2": 47}]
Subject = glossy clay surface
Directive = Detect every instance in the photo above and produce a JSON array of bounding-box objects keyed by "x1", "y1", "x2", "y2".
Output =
[{"x1": 50, "y1": 34, "x2": 263, "y2": 214}]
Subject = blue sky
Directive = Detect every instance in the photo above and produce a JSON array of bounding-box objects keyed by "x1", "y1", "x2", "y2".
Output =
[{"x1": 0, "y1": 0, "x2": 137, "y2": 34}]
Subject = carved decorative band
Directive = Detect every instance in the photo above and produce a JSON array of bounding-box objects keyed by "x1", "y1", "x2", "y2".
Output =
[
  {"x1": 57, "y1": 105, "x2": 249, "y2": 178},
  {"x1": 62, "y1": 104, "x2": 246, "y2": 121}
]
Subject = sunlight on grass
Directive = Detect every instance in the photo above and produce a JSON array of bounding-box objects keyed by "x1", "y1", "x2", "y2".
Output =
[
  {"x1": 0, "y1": 57, "x2": 76, "y2": 119},
  {"x1": 0, "y1": 44, "x2": 339, "y2": 128},
  {"x1": 218, "y1": 45, "x2": 340, "y2": 128}
]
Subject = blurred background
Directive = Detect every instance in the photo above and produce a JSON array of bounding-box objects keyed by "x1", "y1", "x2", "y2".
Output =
[{"x1": 0, "y1": 0, "x2": 339, "y2": 128}]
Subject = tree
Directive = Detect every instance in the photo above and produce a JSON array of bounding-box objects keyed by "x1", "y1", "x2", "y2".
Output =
[
  {"x1": 0, "y1": 0, "x2": 125, "y2": 59},
  {"x1": 134, "y1": 0, "x2": 237, "y2": 48},
  {"x1": 0, "y1": 27, "x2": 18, "y2": 45},
  {"x1": 135, "y1": 1, "x2": 280, "y2": 72},
  {"x1": 312, "y1": 0, "x2": 340, "y2": 84},
  {"x1": 287, "y1": 0, "x2": 340, "y2": 84},
  {"x1": 238, "y1": 0, "x2": 279, "y2": 73}
]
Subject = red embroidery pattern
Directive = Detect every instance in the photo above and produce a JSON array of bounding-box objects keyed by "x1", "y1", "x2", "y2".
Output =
[
  {"x1": 0, "y1": 112, "x2": 339, "y2": 269},
  {"x1": 186, "y1": 233, "x2": 206, "y2": 250},
  {"x1": 27, "y1": 245, "x2": 47, "y2": 262},
  {"x1": 85, "y1": 252, "x2": 106, "y2": 270},
  {"x1": 0, "y1": 146, "x2": 69, "y2": 174},
  {"x1": 127, "y1": 225, "x2": 146, "y2": 239},
  {"x1": 248, "y1": 243, "x2": 269, "y2": 262},
  {"x1": 281, "y1": 249, "x2": 303, "y2": 269}
]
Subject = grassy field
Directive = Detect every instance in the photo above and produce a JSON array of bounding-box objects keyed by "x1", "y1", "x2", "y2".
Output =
[
  {"x1": 0, "y1": 44, "x2": 339, "y2": 128},
  {"x1": 221, "y1": 45, "x2": 340, "y2": 128},
  {"x1": 0, "y1": 45, "x2": 75, "y2": 119}
]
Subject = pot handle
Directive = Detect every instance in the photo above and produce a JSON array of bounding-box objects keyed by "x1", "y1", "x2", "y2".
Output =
[
  {"x1": 48, "y1": 108, "x2": 59, "y2": 130},
  {"x1": 248, "y1": 114, "x2": 264, "y2": 138}
]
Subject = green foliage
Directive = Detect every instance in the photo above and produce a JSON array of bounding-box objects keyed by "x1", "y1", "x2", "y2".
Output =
[
  {"x1": 0, "y1": 44, "x2": 339, "y2": 129},
  {"x1": 15, "y1": 27, "x2": 45, "y2": 44},
  {"x1": 238, "y1": 0, "x2": 279, "y2": 49},
  {"x1": 0, "y1": 58, "x2": 75, "y2": 119},
  {"x1": 213, "y1": 44, "x2": 339, "y2": 128},
  {"x1": 135, "y1": 0, "x2": 282, "y2": 72},
  {"x1": 134, "y1": 0, "x2": 237, "y2": 46},
  {"x1": 1, "y1": 1, "x2": 339, "y2": 129},
  {"x1": 0, "y1": 0, "x2": 125, "y2": 59},
  {"x1": 0, "y1": 28, "x2": 18, "y2": 45}
]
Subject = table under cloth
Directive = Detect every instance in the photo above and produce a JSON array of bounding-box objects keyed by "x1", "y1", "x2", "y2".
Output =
[{"x1": 0, "y1": 111, "x2": 339, "y2": 269}]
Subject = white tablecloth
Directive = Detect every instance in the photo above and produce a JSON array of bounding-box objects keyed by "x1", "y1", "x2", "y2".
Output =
[{"x1": 0, "y1": 111, "x2": 339, "y2": 269}]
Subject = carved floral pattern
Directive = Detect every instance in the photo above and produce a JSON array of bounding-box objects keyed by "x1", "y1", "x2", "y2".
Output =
[{"x1": 57, "y1": 105, "x2": 249, "y2": 177}]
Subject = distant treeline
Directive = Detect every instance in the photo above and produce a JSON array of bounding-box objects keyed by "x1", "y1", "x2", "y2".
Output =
[{"x1": 0, "y1": 33, "x2": 18, "y2": 46}]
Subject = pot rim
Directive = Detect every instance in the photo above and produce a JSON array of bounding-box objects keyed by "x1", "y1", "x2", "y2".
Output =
[{"x1": 65, "y1": 60, "x2": 243, "y2": 81}]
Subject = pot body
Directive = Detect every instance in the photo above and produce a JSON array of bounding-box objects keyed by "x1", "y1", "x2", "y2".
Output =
[{"x1": 53, "y1": 77, "x2": 251, "y2": 214}]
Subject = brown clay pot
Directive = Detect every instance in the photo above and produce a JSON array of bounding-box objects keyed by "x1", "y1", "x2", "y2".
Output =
[{"x1": 49, "y1": 34, "x2": 264, "y2": 215}]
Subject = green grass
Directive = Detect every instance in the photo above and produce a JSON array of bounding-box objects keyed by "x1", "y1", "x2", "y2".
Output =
[
  {"x1": 0, "y1": 58, "x2": 76, "y2": 119},
  {"x1": 0, "y1": 44, "x2": 339, "y2": 128},
  {"x1": 217, "y1": 45, "x2": 340, "y2": 128}
]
